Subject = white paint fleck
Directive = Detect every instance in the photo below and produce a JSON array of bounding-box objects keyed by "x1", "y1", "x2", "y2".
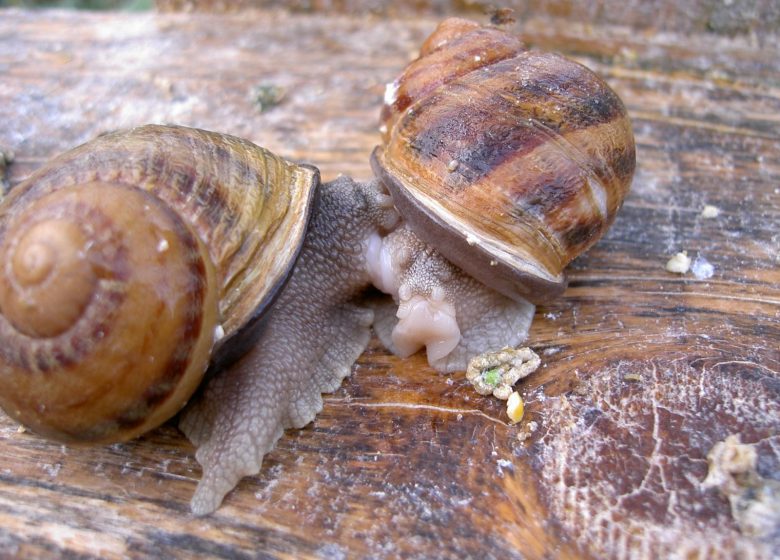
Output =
[
  {"x1": 496, "y1": 458, "x2": 514, "y2": 476},
  {"x1": 383, "y1": 80, "x2": 400, "y2": 106},
  {"x1": 317, "y1": 543, "x2": 347, "y2": 560},
  {"x1": 41, "y1": 462, "x2": 61, "y2": 477},
  {"x1": 700, "y1": 205, "x2": 721, "y2": 218},
  {"x1": 692, "y1": 256, "x2": 715, "y2": 279}
]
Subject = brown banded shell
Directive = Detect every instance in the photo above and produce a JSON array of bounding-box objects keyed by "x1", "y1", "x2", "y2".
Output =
[
  {"x1": 0, "y1": 125, "x2": 318, "y2": 443},
  {"x1": 372, "y1": 18, "x2": 636, "y2": 303}
]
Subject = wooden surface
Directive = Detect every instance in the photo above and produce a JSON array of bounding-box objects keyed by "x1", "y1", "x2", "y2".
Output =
[
  {"x1": 154, "y1": 0, "x2": 780, "y2": 44},
  {"x1": 0, "y1": 8, "x2": 778, "y2": 559}
]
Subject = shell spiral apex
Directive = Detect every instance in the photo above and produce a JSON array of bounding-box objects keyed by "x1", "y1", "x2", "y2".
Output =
[
  {"x1": 373, "y1": 17, "x2": 636, "y2": 304},
  {"x1": 0, "y1": 125, "x2": 318, "y2": 444},
  {"x1": 0, "y1": 179, "x2": 220, "y2": 443}
]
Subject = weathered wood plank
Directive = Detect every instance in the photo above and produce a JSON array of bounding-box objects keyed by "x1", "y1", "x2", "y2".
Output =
[
  {"x1": 153, "y1": 0, "x2": 780, "y2": 44},
  {"x1": 0, "y1": 8, "x2": 778, "y2": 559}
]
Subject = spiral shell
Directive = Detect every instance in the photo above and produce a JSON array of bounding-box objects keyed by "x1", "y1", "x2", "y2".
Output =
[
  {"x1": 372, "y1": 18, "x2": 636, "y2": 303},
  {"x1": 0, "y1": 125, "x2": 317, "y2": 443}
]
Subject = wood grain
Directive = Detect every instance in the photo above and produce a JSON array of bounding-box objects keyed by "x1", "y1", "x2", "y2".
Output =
[
  {"x1": 153, "y1": 0, "x2": 780, "y2": 43},
  {"x1": 0, "y1": 8, "x2": 778, "y2": 559}
]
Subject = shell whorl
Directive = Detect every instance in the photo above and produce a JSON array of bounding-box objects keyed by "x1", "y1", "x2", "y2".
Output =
[
  {"x1": 13, "y1": 125, "x2": 317, "y2": 348},
  {"x1": 374, "y1": 18, "x2": 636, "y2": 303},
  {"x1": 0, "y1": 180, "x2": 219, "y2": 443},
  {"x1": 0, "y1": 125, "x2": 318, "y2": 443}
]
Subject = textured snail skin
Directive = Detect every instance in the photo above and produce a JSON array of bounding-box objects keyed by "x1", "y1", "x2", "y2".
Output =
[
  {"x1": 179, "y1": 176, "x2": 400, "y2": 515},
  {"x1": 0, "y1": 125, "x2": 317, "y2": 443},
  {"x1": 368, "y1": 224, "x2": 535, "y2": 373},
  {"x1": 373, "y1": 17, "x2": 636, "y2": 304}
]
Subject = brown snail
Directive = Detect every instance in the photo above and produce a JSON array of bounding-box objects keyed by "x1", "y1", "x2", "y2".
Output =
[
  {"x1": 373, "y1": 17, "x2": 635, "y2": 304},
  {"x1": 0, "y1": 125, "x2": 318, "y2": 443},
  {"x1": 0, "y1": 18, "x2": 634, "y2": 514},
  {"x1": 366, "y1": 17, "x2": 634, "y2": 370}
]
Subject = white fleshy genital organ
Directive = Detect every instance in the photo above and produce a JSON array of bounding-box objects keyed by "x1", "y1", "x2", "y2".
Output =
[{"x1": 366, "y1": 224, "x2": 536, "y2": 372}]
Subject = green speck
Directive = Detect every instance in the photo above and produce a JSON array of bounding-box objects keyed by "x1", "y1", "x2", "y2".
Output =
[
  {"x1": 482, "y1": 368, "x2": 501, "y2": 387},
  {"x1": 253, "y1": 84, "x2": 286, "y2": 112}
]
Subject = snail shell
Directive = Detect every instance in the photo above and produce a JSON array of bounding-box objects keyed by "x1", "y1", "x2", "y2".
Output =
[
  {"x1": 0, "y1": 125, "x2": 317, "y2": 443},
  {"x1": 372, "y1": 18, "x2": 636, "y2": 303}
]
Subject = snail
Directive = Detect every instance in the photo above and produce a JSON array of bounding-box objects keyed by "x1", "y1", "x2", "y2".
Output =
[
  {"x1": 0, "y1": 125, "x2": 319, "y2": 444},
  {"x1": 368, "y1": 17, "x2": 634, "y2": 370},
  {"x1": 0, "y1": 18, "x2": 634, "y2": 514}
]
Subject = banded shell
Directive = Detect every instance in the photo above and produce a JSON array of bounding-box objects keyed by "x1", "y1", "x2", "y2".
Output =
[
  {"x1": 0, "y1": 125, "x2": 318, "y2": 443},
  {"x1": 372, "y1": 18, "x2": 636, "y2": 303}
]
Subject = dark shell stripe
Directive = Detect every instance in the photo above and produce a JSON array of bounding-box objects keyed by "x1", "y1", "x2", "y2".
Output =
[
  {"x1": 15, "y1": 127, "x2": 279, "y2": 277},
  {"x1": 135, "y1": 133, "x2": 236, "y2": 238},
  {"x1": 457, "y1": 122, "x2": 628, "y2": 267},
  {"x1": 382, "y1": 26, "x2": 524, "y2": 129},
  {"x1": 103, "y1": 224, "x2": 207, "y2": 440},
  {"x1": 397, "y1": 51, "x2": 627, "y2": 178},
  {"x1": 7, "y1": 136, "x2": 231, "y2": 242},
  {"x1": 3, "y1": 126, "x2": 303, "y2": 341},
  {"x1": 494, "y1": 52, "x2": 626, "y2": 127},
  {"x1": 217, "y1": 149, "x2": 285, "y2": 280},
  {"x1": 0, "y1": 176, "x2": 208, "y2": 442},
  {"x1": 531, "y1": 118, "x2": 634, "y2": 219},
  {"x1": 145, "y1": 128, "x2": 295, "y2": 337},
  {"x1": 387, "y1": 49, "x2": 634, "y2": 272}
]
